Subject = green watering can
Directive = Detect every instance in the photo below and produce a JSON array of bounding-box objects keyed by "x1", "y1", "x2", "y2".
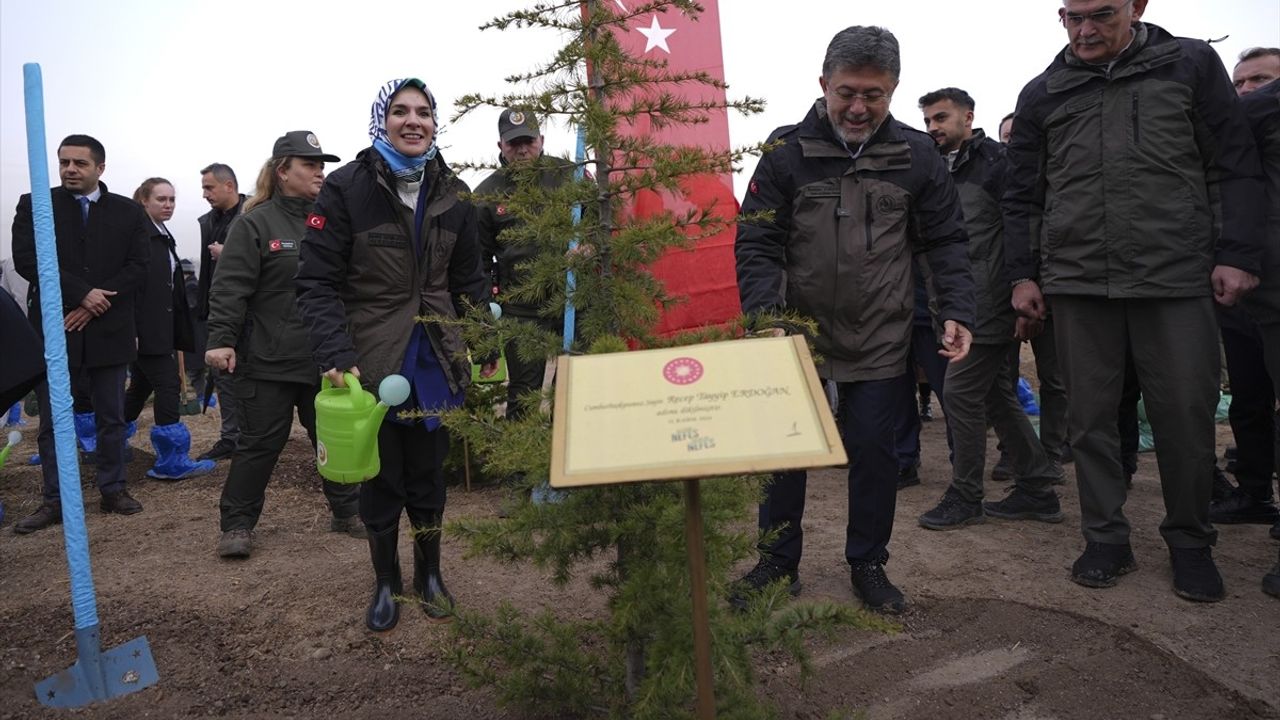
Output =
[
  {"x1": 314, "y1": 373, "x2": 411, "y2": 484},
  {"x1": 0, "y1": 430, "x2": 20, "y2": 472}
]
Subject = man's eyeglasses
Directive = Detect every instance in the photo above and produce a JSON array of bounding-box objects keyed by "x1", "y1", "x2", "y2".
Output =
[
  {"x1": 1060, "y1": 1, "x2": 1131, "y2": 28},
  {"x1": 832, "y1": 89, "x2": 890, "y2": 105}
]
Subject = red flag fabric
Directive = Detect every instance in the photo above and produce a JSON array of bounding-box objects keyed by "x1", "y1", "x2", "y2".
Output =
[{"x1": 605, "y1": 0, "x2": 741, "y2": 336}]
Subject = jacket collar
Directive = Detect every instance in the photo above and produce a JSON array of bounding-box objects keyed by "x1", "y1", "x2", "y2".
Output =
[
  {"x1": 950, "y1": 128, "x2": 990, "y2": 172},
  {"x1": 799, "y1": 99, "x2": 906, "y2": 158},
  {"x1": 1048, "y1": 22, "x2": 1180, "y2": 93}
]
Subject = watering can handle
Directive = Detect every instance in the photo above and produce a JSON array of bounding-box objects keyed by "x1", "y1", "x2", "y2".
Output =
[{"x1": 321, "y1": 372, "x2": 363, "y2": 393}]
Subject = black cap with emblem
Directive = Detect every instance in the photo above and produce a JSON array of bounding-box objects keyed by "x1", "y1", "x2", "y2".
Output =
[
  {"x1": 498, "y1": 108, "x2": 540, "y2": 143},
  {"x1": 272, "y1": 130, "x2": 341, "y2": 162}
]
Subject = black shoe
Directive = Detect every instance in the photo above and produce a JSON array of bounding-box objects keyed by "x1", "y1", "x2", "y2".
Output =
[
  {"x1": 366, "y1": 523, "x2": 403, "y2": 632},
  {"x1": 1058, "y1": 444, "x2": 1073, "y2": 465},
  {"x1": 849, "y1": 560, "x2": 906, "y2": 614},
  {"x1": 1209, "y1": 489, "x2": 1280, "y2": 525},
  {"x1": 1046, "y1": 461, "x2": 1067, "y2": 486},
  {"x1": 331, "y1": 514, "x2": 368, "y2": 539},
  {"x1": 1224, "y1": 446, "x2": 1238, "y2": 475},
  {"x1": 1169, "y1": 546, "x2": 1225, "y2": 603},
  {"x1": 990, "y1": 456, "x2": 1014, "y2": 482},
  {"x1": 14, "y1": 503, "x2": 61, "y2": 535},
  {"x1": 1210, "y1": 466, "x2": 1235, "y2": 503},
  {"x1": 409, "y1": 510, "x2": 455, "y2": 621},
  {"x1": 896, "y1": 462, "x2": 921, "y2": 491},
  {"x1": 729, "y1": 558, "x2": 800, "y2": 610},
  {"x1": 99, "y1": 490, "x2": 142, "y2": 515},
  {"x1": 918, "y1": 487, "x2": 984, "y2": 531},
  {"x1": 919, "y1": 401, "x2": 933, "y2": 422},
  {"x1": 983, "y1": 486, "x2": 1065, "y2": 523},
  {"x1": 197, "y1": 438, "x2": 236, "y2": 462},
  {"x1": 1263, "y1": 548, "x2": 1279, "y2": 599},
  {"x1": 1070, "y1": 542, "x2": 1137, "y2": 588},
  {"x1": 217, "y1": 529, "x2": 254, "y2": 558}
]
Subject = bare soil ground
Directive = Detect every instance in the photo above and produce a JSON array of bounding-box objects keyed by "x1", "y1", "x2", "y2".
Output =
[{"x1": 1, "y1": 356, "x2": 1277, "y2": 719}]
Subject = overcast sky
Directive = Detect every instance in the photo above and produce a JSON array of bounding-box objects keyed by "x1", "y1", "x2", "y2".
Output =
[{"x1": 1, "y1": 0, "x2": 1276, "y2": 269}]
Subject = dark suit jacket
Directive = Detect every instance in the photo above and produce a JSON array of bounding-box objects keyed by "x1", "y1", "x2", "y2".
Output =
[
  {"x1": 12, "y1": 182, "x2": 150, "y2": 368},
  {"x1": 135, "y1": 225, "x2": 194, "y2": 354},
  {"x1": 196, "y1": 194, "x2": 245, "y2": 319}
]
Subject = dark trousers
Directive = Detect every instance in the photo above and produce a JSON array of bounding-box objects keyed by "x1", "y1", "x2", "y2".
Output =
[
  {"x1": 1258, "y1": 325, "x2": 1280, "y2": 483},
  {"x1": 759, "y1": 375, "x2": 905, "y2": 568},
  {"x1": 124, "y1": 352, "x2": 180, "y2": 426},
  {"x1": 1118, "y1": 353, "x2": 1141, "y2": 477},
  {"x1": 504, "y1": 335, "x2": 548, "y2": 421},
  {"x1": 359, "y1": 421, "x2": 450, "y2": 531},
  {"x1": 895, "y1": 325, "x2": 953, "y2": 469},
  {"x1": 210, "y1": 367, "x2": 240, "y2": 443},
  {"x1": 1221, "y1": 322, "x2": 1276, "y2": 500},
  {"x1": 1052, "y1": 296, "x2": 1219, "y2": 548},
  {"x1": 1003, "y1": 317, "x2": 1069, "y2": 461},
  {"x1": 219, "y1": 377, "x2": 358, "y2": 531},
  {"x1": 36, "y1": 364, "x2": 129, "y2": 503},
  {"x1": 946, "y1": 342, "x2": 1054, "y2": 502}
]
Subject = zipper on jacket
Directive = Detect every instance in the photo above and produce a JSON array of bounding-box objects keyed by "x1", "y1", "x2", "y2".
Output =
[
  {"x1": 1131, "y1": 91, "x2": 1140, "y2": 145},
  {"x1": 864, "y1": 200, "x2": 873, "y2": 253}
]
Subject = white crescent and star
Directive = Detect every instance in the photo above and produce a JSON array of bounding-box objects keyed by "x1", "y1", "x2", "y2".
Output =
[{"x1": 637, "y1": 14, "x2": 676, "y2": 54}]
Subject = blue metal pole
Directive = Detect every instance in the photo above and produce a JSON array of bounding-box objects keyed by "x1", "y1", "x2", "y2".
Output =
[{"x1": 563, "y1": 124, "x2": 587, "y2": 351}]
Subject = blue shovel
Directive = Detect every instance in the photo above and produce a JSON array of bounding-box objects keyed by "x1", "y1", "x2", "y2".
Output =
[{"x1": 23, "y1": 63, "x2": 159, "y2": 709}]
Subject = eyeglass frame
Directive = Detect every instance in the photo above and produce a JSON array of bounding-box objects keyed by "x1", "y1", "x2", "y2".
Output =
[
  {"x1": 1059, "y1": 0, "x2": 1133, "y2": 28},
  {"x1": 829, "y1": 88, "x2": 892, "y2": 106}
]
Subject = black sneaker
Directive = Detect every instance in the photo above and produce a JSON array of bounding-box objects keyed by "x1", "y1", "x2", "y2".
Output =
[
  {"x1": 1169, "y1": 546, "x2": 1225, "y2": 603},
  {"x1": 896, "y1": 462, "x2": 921, "y2": 491},
  {"x1": 1070, "y1": 542, "x2": 1137, "y2": 588},
  {"x1": 918, "y1": 487, "x2": 984, "y2": 531},
  {"x1": 990, "y1": 455, "x2": 1014, "y2": 482},
  {"x1": 983, "y1": 486, "x2": 1065, "y2": 523},
  {"x1": 849, "y1": 560, "x2": 906, "y2": 614},
  {"x1": 1263, "y1": 548, "x2": 1279, "y2": 599},
  {"x1": 729, "y1": 558, "x2": 800, "y2": 610},
  {"x1": 1209, "y1": 489, "x2": 1279, "y2": 525},
  {"x1": 197, "y1": 438, "x2": 237, "y2": 462},
  {"x1": 1210, "y1": 466, "x2": 1235, "y2": 503}
]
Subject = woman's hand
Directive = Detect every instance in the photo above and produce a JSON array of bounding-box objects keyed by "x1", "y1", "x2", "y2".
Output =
[
  {"x1": 206, "y1": 347, "x2": 236, "y2": 373},
  {"x1": 324, "y1": 366, "x2": 360, "y2": 387}
]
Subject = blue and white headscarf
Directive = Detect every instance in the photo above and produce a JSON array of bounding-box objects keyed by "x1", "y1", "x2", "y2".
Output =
[{"x1": 369, "y1": 78, "x2": 439, "y2": 180}]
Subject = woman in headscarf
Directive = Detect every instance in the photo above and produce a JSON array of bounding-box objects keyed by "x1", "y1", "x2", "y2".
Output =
[
  {"x1": 296, "y1": 79, "x2": 493, "y2": 631},
  {"x1": 205, "y1": 131, "x2": 363, "y2": 560}
]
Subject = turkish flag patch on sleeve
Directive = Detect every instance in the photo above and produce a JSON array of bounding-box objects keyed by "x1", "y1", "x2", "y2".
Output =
[{"x1": 306, "y1": 213, "x2": 326, "y2": 230}]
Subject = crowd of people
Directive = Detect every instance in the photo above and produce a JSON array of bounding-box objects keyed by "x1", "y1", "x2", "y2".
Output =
[{"x1": 2, "y1": 0, "x2": 1278, "y2": 633}]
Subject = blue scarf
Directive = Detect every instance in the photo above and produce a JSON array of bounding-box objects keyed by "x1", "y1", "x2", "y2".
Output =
[{"x1": 369, "y1": 78, "x2": 439, "y2": 180}]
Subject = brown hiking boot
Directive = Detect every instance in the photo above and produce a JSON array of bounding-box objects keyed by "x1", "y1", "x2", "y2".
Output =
[{"x1": 217, "y1": 529, "x2": 254, "y2": 558}]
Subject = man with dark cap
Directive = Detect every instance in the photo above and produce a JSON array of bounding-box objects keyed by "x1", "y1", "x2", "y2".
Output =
[{"x1": 473, "y1": 109, "x2": 576, "y2": 420}]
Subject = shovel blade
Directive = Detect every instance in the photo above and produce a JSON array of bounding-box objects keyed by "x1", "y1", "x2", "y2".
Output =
[{"x1": 36, "y1": 635, "x2": 158, "y2": 708}]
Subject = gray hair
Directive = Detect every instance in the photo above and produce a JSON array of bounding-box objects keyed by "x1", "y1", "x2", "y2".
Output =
[{"x1": 823, "y1": 26, "x2": 901, "y2": 82}]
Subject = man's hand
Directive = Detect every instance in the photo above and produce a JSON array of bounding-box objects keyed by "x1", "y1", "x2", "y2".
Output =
[
  {"x1": 324, "y1": 365, "x2": 360, "y2": 387},
  {"x1": 63, "y1": 307, "x2": 92, "y2": 332},
  {"x1": 1211, "y1": 265, "x2": 1259, "y2": 307},
  {"x1": 939, "y1": 320, "x2": 973, "y2": 363},
  {"x1": 1011, "y1": 281, "x2": 1046, "y2": 320},
  {"x1": 479, "y1": 361, "x2": 499, "y2": 378},
  {"x1": 80, "y1": 288, "x2": 116, "y2": 316},
  {"x1": 208, "y1": 243, "x2": 223, "y2": 262},
  {"x1": 206, "y1": 347, "x2": 237, "y2": 373},
  {"x1": 1013, "y1": 316, "x2": 1043, "y2": 342}
]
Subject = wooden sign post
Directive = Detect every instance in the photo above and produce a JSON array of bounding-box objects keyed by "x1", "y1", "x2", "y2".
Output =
[{"x1": 550, "y1": 336, "x2": 847, "y2": 719}]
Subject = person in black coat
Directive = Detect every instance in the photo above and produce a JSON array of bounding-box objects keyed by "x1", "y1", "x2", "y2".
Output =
[
  {"x1": 11, "y1": 134, "x2": 150, "y2": 534},
  {"x1": 123, "y1": 178, "x2": 214, "y2": 481}
]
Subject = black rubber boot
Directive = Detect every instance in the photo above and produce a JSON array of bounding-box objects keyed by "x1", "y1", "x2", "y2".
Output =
[
  {"x1": 365, "y1": 523, "x2": 402, "y2": 632},
  {"x1": 409, "y1": 510, "x2": 455, "y2": 620}
]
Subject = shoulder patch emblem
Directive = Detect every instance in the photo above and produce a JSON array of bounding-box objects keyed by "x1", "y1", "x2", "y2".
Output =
[
  {"x1": 307, "y1": 213, "x2": 326, "y2": 230},
  {"x1": 496, "y1": 205, "x2": 507, "y2": 216},
  {"x1": 749, "y1": 180, "x2": 759, "y2": 195}
]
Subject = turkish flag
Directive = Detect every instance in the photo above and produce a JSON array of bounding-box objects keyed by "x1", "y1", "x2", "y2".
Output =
[
  {"x1": 601, "y1": 0, "x2": 741, "y2": 337},
  {"x1": 306, "y1": 213, "x2": 326, "y2": 230}
]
